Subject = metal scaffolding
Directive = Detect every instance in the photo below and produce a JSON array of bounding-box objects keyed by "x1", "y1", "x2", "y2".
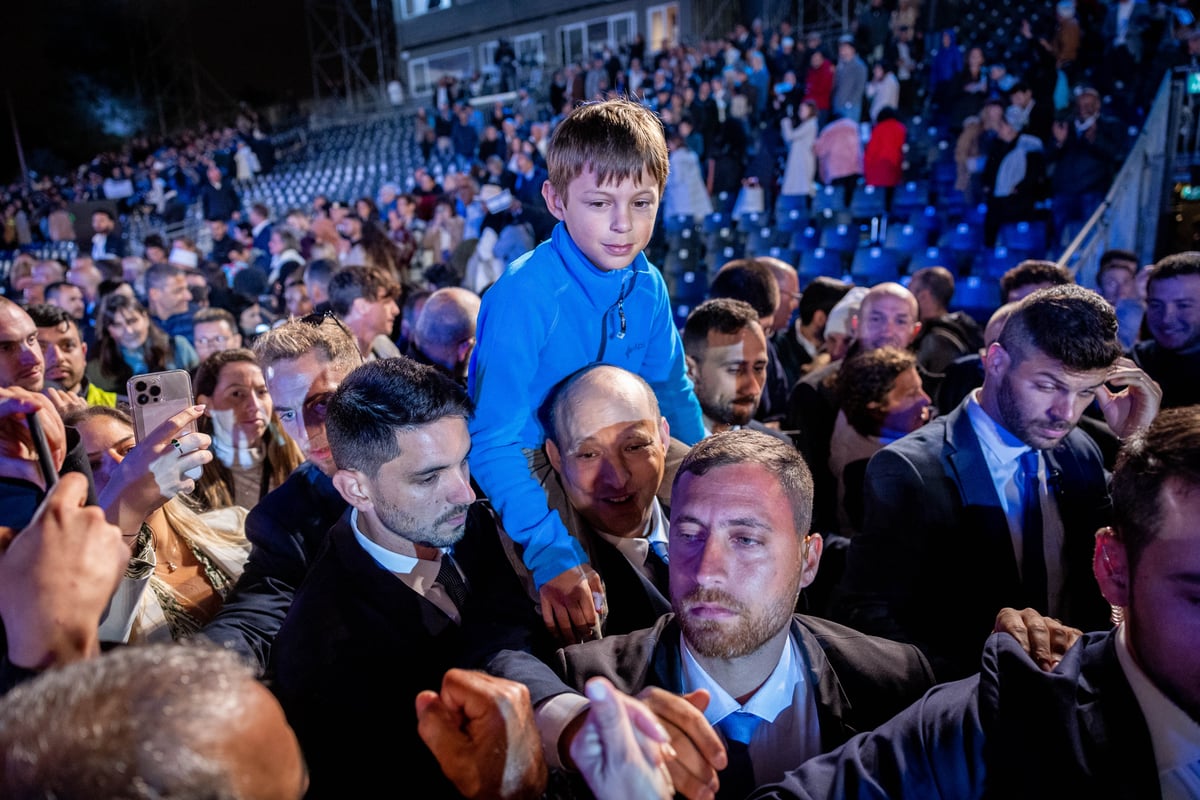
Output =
[{"x1": 306, "y1": 0, "x2": 393, "y2": 118}]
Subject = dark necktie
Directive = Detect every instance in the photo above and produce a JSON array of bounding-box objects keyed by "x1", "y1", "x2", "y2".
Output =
[
  {"x1": 436, "y1": 552, "x2": 469, "y2": 612},
  {"x1": 1020, "y1": 449, "x2": 1047, "y2": 611},
  {"x1": 716, "y1": 711, "x2": 761, "y2": 799},
  {"x1": 645, "y1": 540, "x2": 670, "y2": 593}
]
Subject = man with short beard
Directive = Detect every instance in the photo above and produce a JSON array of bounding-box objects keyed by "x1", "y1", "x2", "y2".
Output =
[
  {"x1": 496, "y1": 430, "x2": 938, "y2": 800},
  {"x1": 267, "y1": 356, "x2": 545, "y2": 799},
  {"x1": 835, "y1": 285, "x2": 1161, "y2": 681}
]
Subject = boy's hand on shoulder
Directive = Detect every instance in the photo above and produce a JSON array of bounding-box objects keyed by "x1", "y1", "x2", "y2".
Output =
[{"x1": 539, "y1": 564, "x2": 607, "y2": 645}]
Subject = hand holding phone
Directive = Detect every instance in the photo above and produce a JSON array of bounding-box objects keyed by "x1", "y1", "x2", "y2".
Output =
[{"x1": 127, "y1": 371, "x2": 204, "y2": 481}]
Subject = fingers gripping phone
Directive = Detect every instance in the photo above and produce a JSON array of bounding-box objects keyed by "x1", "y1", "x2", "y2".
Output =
[{"x1": 127, "y1": 370, "x2": 202, "y2": 481}]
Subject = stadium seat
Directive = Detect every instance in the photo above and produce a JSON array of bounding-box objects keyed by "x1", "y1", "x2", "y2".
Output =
[
  {"x1": 850, "y1": 245, "x2": 903, "y2": 283},
  {"x1": 797, "y1": 247, "x2": 847, "y2": 281},
  {"x1": 850, "y1": 184, "x2": 888, "y2": 221},
  {"x1": 819, "y1": 223, "x2": 859, "y2": 255}
]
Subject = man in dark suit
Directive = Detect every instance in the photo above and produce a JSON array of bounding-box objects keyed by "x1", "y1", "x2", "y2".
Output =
[
  {"x1": 682, "y1": 297, "x2": 794, "y2": 445},
  {"x1": 268, "y1": 357, "x2": 545, "y2": 799},
  {"x1": 80, "y1": 209, "x2": 126, "y2": 261},
  {"x1": 510, "y1": 364, "x2": 682, "y2": 641},
  {"x1": 201, "y1": 315, "x2": 363, "y2": 673},
  {"x1": 834, "y1": 285, "x2": 1162, "y2": 680},
  {"x1": 751, "y1": 406, "x2": 1200, "y2": 800},
  {"x1": 492, "y1": 430, "x2": 939, "y2": 799}
]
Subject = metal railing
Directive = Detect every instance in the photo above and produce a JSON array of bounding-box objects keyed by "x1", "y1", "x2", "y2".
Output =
[{"x1": 1056, "y1": 71, "x2": 1179, "y2": 286}]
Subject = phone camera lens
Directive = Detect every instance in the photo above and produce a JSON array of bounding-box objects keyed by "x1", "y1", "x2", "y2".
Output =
[
  {"x1": 149, "y1": 385, "x2": 162, "y2": 397},
  {"x1": 137, "y1": 394, "x2": 150, "y2": 405},
  {"x1": 134, "y1": 381, "x2": 148, "y2": 392}
]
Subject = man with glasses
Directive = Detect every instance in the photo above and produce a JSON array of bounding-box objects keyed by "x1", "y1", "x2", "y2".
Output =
[{"x1": 191, "y1": 307, "x2": 243, "y2": 364}]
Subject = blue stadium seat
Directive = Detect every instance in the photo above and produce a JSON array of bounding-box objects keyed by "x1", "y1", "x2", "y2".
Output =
[
  {"x1": 998, "y1": 220, "x2": 1048, "y2": 257},
  {"x1": 951, "y1": 275, "x2": 1003, "y2": 318},
  {"x1": 892, "y1": 180, "x2": 930, "y2": 218},
  {"x1": 812, "y1": 184, "x2": 847, "y2": 216},
  {"x1": 976, "y1": 245, "x2": 1023, "y2": 279},
  {"x1": 850, "y1": 184, "x2": 888, "y2": 221},
  {"x1": 775, "y1": 206, "x2": 811, "y2": 235},
  {"x1": 883, "y1": 223, "x2": 928, "y2": 256},
  {"x1": 774, "y1": 195, "x2": 809, "y2": 223},
  {"x1": 790, "y1": 225, "x2": 822, "y2": 255},
  {"x1": 663, "y1": 214, "x2": 695, "y2": 234},
  {"x1": 850, "y1": 246, "x2": 903, "y2": 283},
  {"x1": 907, "y1": 246, "x2": 956, "y2": 274},
  {"x1": 797, "y1": 247, "x2": 846, "y2": 281},
  {"x1": 819, "y1": 223, "x2": 859, "y2": 255}
]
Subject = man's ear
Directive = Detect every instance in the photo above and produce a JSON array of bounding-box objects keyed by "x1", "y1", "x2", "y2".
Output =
[
  {"x1": 984, "y1": 341, "x2": 1009, "y2": 376},
  {"x1": 347, "y1": 297, "x2": 366, "y2": 321},
  {"x1": 541, "y1": 181, "x2": 566, "y2": 221},
  {"x1": 1093, "y1": 527, "x2": 1130, "y2": 608},
  {"x1": 798, "y1": 534, "x2": 824, "y2": 590},
  {"x1": 332, "y1": 468, "x2": 372, "y2": 511},
  {"x1": 658, "y1": 416, "x2": 670, "y2": 447},
  {"x1": 545, "y1": 438, "x2": 563, "y2": 474},
  {"x1": 684, "y1": 354, "x2": 699, "y2": 381}
]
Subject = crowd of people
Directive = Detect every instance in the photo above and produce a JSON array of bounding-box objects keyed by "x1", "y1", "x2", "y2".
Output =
[{"x1": 0, "y1": 5, "x2": 1199, "y2": 800}]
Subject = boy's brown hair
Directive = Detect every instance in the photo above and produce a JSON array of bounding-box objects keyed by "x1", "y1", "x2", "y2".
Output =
[{"x1": 546, "y1": 97, "x2": 670, "y2": 199}]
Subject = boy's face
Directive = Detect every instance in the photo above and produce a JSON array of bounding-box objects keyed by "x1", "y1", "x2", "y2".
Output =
[{"x1": 541, "y1": 166, "x2": 660, "y2": 273}]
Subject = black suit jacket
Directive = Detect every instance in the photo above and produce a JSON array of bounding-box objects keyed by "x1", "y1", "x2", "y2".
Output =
[
  {"x1": 833, "y1": 399, "x2": 1112, "y2": 680},
  {"x1": 490, "y1": 612, "x2": 935, "y2": 785},
  {"x1": 269, "y1": 502, "x2": 544, "y2": 799},
  {"x1": 201, "y1": 462, "x2": 347, "y2": 672},
  {"x1": 751, "y1": 630, "x2": 1161, "y2": 799}
]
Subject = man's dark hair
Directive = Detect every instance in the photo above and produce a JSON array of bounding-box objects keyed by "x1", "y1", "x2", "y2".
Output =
[
  {"x1": 327, "y1": 265, "x2": 400, "y2": 317},
  {"x1": 326, "y1": 357, "x2": 473, "y2": 478},
  {"x1": 798, "y1": 276, "x2": 853, "y2": 326},
  {"x1": 908, "y1": 266, "x2": 956, "y2": 310},
  {"x1": 682, "y1": 297, "x2": 761, "y2": 359},
  {"x1": 1098, "y1": 249, "x2": 1138, "y2": 272},
  {"x1": 144, "y1": 262, "x2": 184, "y2": 293},
  {"x1": 708, "y1": 258, "x2": 780, "y2": 321},
  {"x1": 1110, "y1": 407, "x2": 1200, "y2": 571},
  {"x1": 193, "y1": 306, "x2": 237, "y2": 329},
  {"x1": 25, "y1": 303, "x2": 75, "y2": 332},
  {"x1": 999, "y1": 260, "x2": 1073, "y2": 302},
  {"x1": 1008, "y1": 80, "x2": 1031, "y2": 95},
  {"x1": 998, "y1": 284, "x2": 1122, "y2": 371},
  {"x1": 250, "y1": 202, "x2": 271, "y2": 220},
  {"x1": 43, "y1": 281, "x2": 78, "y2": 304},
  {"x1": 304, "y1": 258, "x2": 337, "y2": 291},
  {"x1": 92, "y1": 208, "x2": 115, "y2": 223},
  {"x1": 674, "y1": 429, "x2": 814, "y2": 539},
  {"x1": 1146, "y1": 250, "x2": 1200, "y2": 290}
]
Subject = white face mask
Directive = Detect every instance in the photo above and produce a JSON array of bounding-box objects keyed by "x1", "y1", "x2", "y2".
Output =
[{"x1": 208, "y1": 407, "x2": 264, "y2": 470}]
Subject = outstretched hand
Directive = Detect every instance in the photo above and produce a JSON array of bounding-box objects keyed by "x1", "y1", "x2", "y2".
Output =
[
  {"x1": 570, "y1": 677, "x2": 674, "y2": 800},
  {"x1": 97, "y1": 405, "x2": 211, "y2": 541},
  {"x1": 415, "y1": 669, "x2": 547, "y2": 800},
  {"x1": 0, "y1": 473, "x2": 127, "y2": 670}
]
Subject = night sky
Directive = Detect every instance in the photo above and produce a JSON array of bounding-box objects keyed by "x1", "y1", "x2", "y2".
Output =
[{"x1": 3, "y1": 0, "x2": 313, "y2": 183}]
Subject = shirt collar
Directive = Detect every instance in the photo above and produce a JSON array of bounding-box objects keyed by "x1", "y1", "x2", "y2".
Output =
[
  {"x1": 350, "y1": 507, "x2": 422, "y2": 574},
  {"x1": 1114, "y1": 623, "x2": 1200, "y2": 775},
  {"x1": 966, "y1": 388, "x2": 1031, "y2": 463},
  {"x1": 682, "y1": 627, "x2": 804, "y2": 727}
]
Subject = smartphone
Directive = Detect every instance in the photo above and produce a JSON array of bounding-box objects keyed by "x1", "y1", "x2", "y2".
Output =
[{"x1": 127, "y1": 369, "x2": 202, "y2": 481}]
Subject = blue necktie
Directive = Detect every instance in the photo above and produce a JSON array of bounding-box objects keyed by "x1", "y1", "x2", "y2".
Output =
[
  {"x1": 645, "y1": 540, "x2": 670, "y2": 593},
  {"x1": 717, "y1": 711, "x2": 761, "y2": 799},
  {"x1": 1020, "y1": 450, "x2": 1047, "y2": 611}
]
